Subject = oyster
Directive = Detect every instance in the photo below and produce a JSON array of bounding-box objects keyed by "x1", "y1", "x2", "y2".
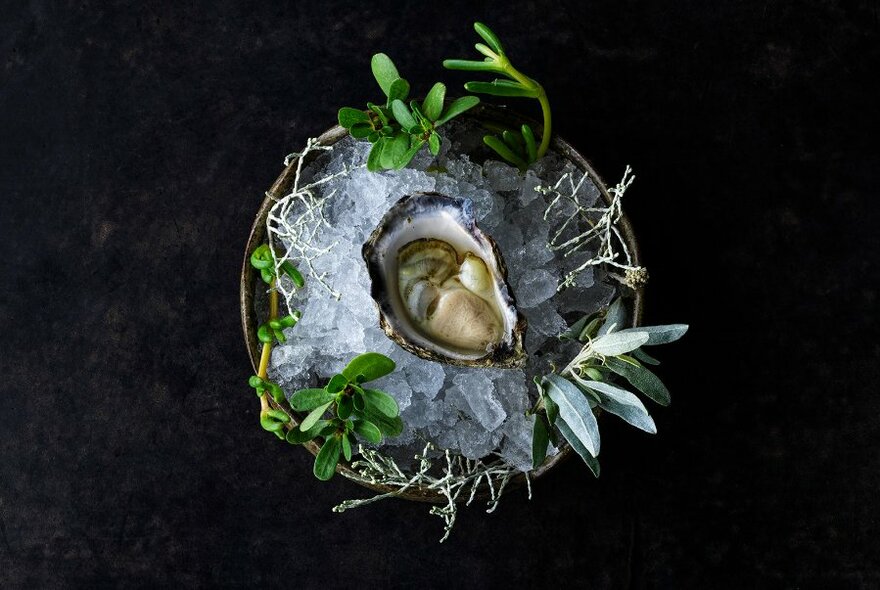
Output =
[{"x1": 363, "y1": 192, "x2": 526, "y2": 368}]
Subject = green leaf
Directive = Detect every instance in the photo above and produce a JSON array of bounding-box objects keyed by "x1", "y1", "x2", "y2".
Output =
[
  {"x1": 260, "y1": 414, "x2": 284, "y2": 432},
  {"x1": 300, "y1": 401, "x2": 333, "y2": 431},
  {"x1": 338, "y1": 107, "x2": 370, "y2": 128},
  {"x1": 387, "y1": 78, "x2": 410, "y2": 105},
  {"x1": 277, "y1": 312, "x2": 300, "y2": 329},
  {"x1": 521, "y1": 124, "x2": 537, "y2": 163},
  {"x1": 371, "y1": 53, "x2": 400, "y2": 97},
  {"x1": 615, "y1": 325, "x2": 689, "y2": 346},
  {"x1": 341, "y1": 432, "x2": 353, "y2": 462},
  {"x1": 632, "y1": 348, "x2": 661, "y2": 366},
  {"x1": 342, "y1": 352, "x2": 396, "y2": 383},
  {"x1": 560, "y1": 312, "x2": 595, "y2": 341},
  {"x1": 266, "y1": 382, "x2": 284, "y2": 403},
  {"x1": 350, "y1": 122, "x2": 373, "y2": 139},
  {"x1": 532, "y1": 414, "x2": 550, "y2": 470},
  {"x1": 367, "y1": 139, "x2": 385, "y2": 171},
  {"x1": 326, "y1": 374, "x2": 348, "y2": 394},
  {"x1": 464, "y1": 80, "x2": 537, "y2": 98},
  {"x1": 442, "y1": 59, "x2": 501, "y2": 72},
  {"x1": 313, "y1": 434, "x2": 342, "y2": 480},
  {"x1": 592, "y1": 330, "x2": 650, "y2": 356},
  {"x1": 474, "y1": 43, "x2": 497, "y2": 59},
  {"x1": 391, "y1": 99, "x2": 417, "y2": 131},
  {"x1": 393, "y1": 138, "x2": 426, "y2": 170},
  {"x1": 435, "y1": 96, "x2": 480, "y2": 126},
  {"x1": 352, "y1": 419, "x2": 382, "y2": 444},
  {"x1": 428, "y1": 132, "x2": 441, "y2": 156},
  {"x1": 556, "y1": 418, "x2": 600, "y2": 477},
  {"x1": 544, "y1": 392, "x2": 559, "y2": 426},
  {"x1": 290, "y1": 388, "x2": 335, "y2": 411},
  {"x1": 543, "y1": 374, "x2": 600, "y2": 457},
  {"x1": 474, "y1": 21, "x2": 505, "y2": 54},
  {"x1": 279, "y1": 261, "x2": 305, "y2": 288},
  {"x1": 352, "y1": 389, "x2": 365, "y2": 412},
  {"x1": 337, "y1": 395, "x2": 353, "y2": 419},
  {"x1": 605, "y1": 356, "x2": 671, "y2": 406},
  {"x1": 248, "y1": 375, "x2": 263, "y2": 388},
  {"x1": 502, "y1": 129, "x2": 524, "y2": 153},
  {"x1": 260, "y1": 267, "x2": 273, "y2": 284},
  {"x1": 598, "y1": 297, "x2": 627, "y2": 336},
  {"x1": 362, "y1": 406, "x2": 404, "y2": 437},
  {"x1": 367, "y1": 102, "x2": 389, "y2": 126},
  {"x1": 484, "y1": 135, "x2": 528, "y2": 170},
  {"x1": 286, "y1": 419, "x2": 330, "y2": 444},
  {"x1": 423, "y1": 82, "x2": 446, "y2": 121},
  {"x1": 249, "y1": 244, "x2": 273, "y2": 269},
  {"x1": 582, "y1": 380, "x2": 657, "y2": 433},
  {"x1": 381, "y1": 132, "x2": 408, "y2": 169},
  {"x1": 256, "y1": 324, "x2": 272, "y2": 344},
  {"x1": 362, "y1": 388, "x2": 399, "y2": 418}
]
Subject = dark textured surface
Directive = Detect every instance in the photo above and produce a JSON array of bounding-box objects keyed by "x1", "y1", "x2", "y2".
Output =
[{"x1": 1, "y1": 1, "x2": 878, "y2": 588}]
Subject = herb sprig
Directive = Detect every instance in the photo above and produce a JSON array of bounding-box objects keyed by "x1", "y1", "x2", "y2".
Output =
[
  {"x1": 444, "y1": 22, "x2": 552, "y2": 171},
  {"x1": 337, "y1": 54, "x2": 480, "y2": 172},
  {"x1": 530, "y1": 298, "x2": 688, "y2": 475},
  {"x1": 248, "y1": 244, "x2": 404, "y2": 480},
  {"x1": 289, "y1": 353, "x2": 402, "y2": 480}
]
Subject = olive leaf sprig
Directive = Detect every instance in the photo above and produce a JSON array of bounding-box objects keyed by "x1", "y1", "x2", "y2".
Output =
[
  {"x1": 444, "y1": 22, "x2": 551, "y2": 171},
  {"x1": 337, "y1": 53, "x2": 480, "y2": 172},
  {"x1": 289, "y1": 353, "x2": 403, "y2": 480},
  {"x1": 530, "y1": 298, "x2": 688, "y2": 475}
]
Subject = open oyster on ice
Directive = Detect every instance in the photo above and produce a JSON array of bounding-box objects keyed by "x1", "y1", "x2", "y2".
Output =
[{"x1": 363, "y1": 192, "x2": 527, "y2": 368}]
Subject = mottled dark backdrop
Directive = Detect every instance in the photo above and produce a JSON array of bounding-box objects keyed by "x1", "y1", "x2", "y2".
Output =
[{"x1": 1, "y1": 1, "x2": 878, "y2": 588}]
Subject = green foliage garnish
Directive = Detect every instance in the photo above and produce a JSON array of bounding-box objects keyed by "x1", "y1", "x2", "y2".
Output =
[
  {"x1": 444, "y1": 22, "x2": 551, "y2": 171},
  {"x1": 337, "y1": 53, "x2": 480, "y2": 171},
  {"x1": 250, "y1": 243, "x2": 304, "y2": 288},
  {"x1": 289, "y1": 352, "x2": 403, "y2": 481},
  {"x1": 529, "y1": 297, "x2": 688, "y2": 475},
  {"x1": 248, "y1": 374, "x2": 285, "y2": 404},
  {"x1": 257, "y1": 311, "x2": 302, "y2": 344}
]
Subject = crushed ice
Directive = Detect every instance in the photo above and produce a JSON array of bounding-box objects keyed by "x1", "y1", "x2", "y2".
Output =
[{"x1": 268, "y1": 121, "x2": 615, "y2": 471}]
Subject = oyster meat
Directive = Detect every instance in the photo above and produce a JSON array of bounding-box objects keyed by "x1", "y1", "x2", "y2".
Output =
[{"x1": 363, "y1": 192, "x2": 526, "y2": 368}]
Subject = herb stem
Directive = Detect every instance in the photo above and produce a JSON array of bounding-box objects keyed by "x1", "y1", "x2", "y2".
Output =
[
  {"x1": 496, "y1": 55, "x2": 551, "y2": 158},
  {"x1": 257, "y1": 278, "x2": 281, "y2": 411}
]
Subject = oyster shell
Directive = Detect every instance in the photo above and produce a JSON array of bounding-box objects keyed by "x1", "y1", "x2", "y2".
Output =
[{"x1": 363, "y1": 192, "x2": 527, "y2": 368}]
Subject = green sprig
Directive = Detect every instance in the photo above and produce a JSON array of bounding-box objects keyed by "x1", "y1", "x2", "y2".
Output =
[
  {"x1": 288, "y1": 352, "x2": 403, "y2": 481},
  {"x1": 444, "y1": 22, "x2": 552, "y2": 171},
  {"x1": 529, "y1": 297, "x2": 688, "y2": 474},
  {"x1": 337, "y1": 53, "x2": 480, "y2": 172},
  {"x1": 250, "y1": 244, "x2": 304, "y2": 288}
]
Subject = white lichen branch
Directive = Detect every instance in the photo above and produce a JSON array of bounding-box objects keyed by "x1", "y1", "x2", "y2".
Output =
[
  {"x1": 538, "y1": 166, "x2": 648, "y2": 290},
  {"x1": 333, "y1": 443, "x2": 525, "y2": 543},
  {"x1": 266, "y1": 137, "x2": 362, "y2": 308}
]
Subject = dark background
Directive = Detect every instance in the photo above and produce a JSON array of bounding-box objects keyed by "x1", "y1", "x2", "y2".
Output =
[{"x1": 1, "y1": 1, "x2": 878, "y2": 587}]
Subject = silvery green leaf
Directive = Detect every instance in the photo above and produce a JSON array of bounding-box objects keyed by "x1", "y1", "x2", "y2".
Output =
[
  {"x1": 560, "y1": 311, "x2": 599, "y2": 341},
  {"x1": 556, "y1": 418, "x2": 600, "y2": 477},
  {"x1": 597, "y1": 297, "x2": 627, "y2": 336},
  {"x1": 591, "y1": 330, "x2": 649, "y2": 356},
  {"x1": 543, "y1": 374, "x2": 600, "y2": 457},
  {"x1": 632, "y1": 348, "x2": 660, "y2": 366},
  {"x1": 532, "y1": 414, "x2": 550, "y2": 470},
  {"x1": 605, "y1": 356, "x2": 670, "y2": 406},
  {"x1": 612, "y1": 324, "x2": 689, "y2": 346},
  {"x1": 583, "y1": 380, "x2": 657, "y2": 434}
]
